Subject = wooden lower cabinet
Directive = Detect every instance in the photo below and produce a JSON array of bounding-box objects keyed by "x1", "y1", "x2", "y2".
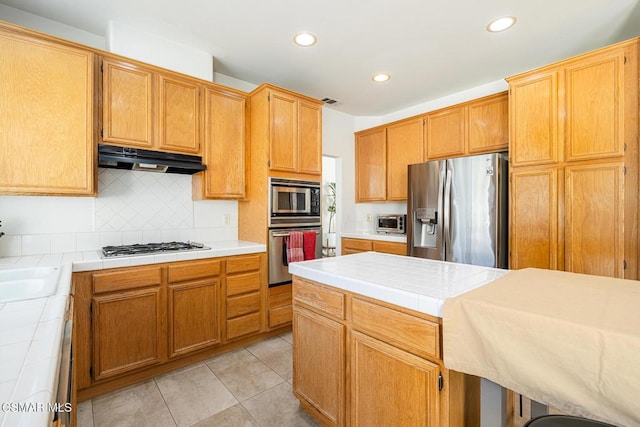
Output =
[
  {"x1": 92, "y1": 287, "x2": 164, "y2": 381},
  {"x1": 74, "y1": 253, "x2": 270, "y2": 400},
  {"x1": 168, "y1": 279, "x2": 220, "y2": 358},
  {"x1": 351, "y1": 331, "x2": 439, "y2": 427},
  {"x1": 341, "y1": 237, "x2": 407, "y2": 256},
  {"x1": 268, "y1": 284, "x2": 293, "y2": 329},
  {"x1": 292, "y1": 276, "x2": 479, "y2": 427},
  {"x1": 293, "y1": 307, "x2": 345, "y2": 426}
]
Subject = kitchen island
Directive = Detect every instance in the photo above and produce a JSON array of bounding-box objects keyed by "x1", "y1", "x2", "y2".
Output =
[{"x1": 288, "y1": 252, "x2": 508, "y2": 426}]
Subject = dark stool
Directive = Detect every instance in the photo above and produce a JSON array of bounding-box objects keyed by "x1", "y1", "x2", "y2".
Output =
[{"x1": 525, "y1": 415, "x2": 616, "y2": 427}]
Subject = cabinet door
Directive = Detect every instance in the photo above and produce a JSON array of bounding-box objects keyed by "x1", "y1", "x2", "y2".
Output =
[
  {"x1": 387, "y1": 118, "x2": 424, "y2": 201},
  {"x1": 201, "y1": 88, "x2": 247, "y2": 198},
  {"x1": 468, "y1": 93, "x2": 509, "y2": 154},
  {"x1": 564, "y1": 49, "x2": 626, "y2": 161},
  {"x1": 102, "y1": 59, "x2": 154, "y2": 149},
  {"x1": 168, "y1": 279, "x2": 220, "y2": 358},
  {"x1": 350, "y1": 331, "x2": 439, "y2": 427},
  {"x1": 355, "y1": 128, "x2": 386, "y2": 201},
  {"x1": 0, "y1": 32, "x2": 94, "y2": 195},
  {"x1": 509, "y1": 168, "x2": 559, "y2": 270},
  {"x1": 298, "y1": 100, "x2": 322, "y2": 175},
  {"x1": 425, "y1": 106, "x2": 466, "y2": 160},
  {"x1": 565, "y1": 163, "x2": 624, "y2": 278},
  {"x1": 269, "y1": 90, "x2": 298, "y2": 172},
  {"x1": 158, "y1": 75, "x2": 200, "y2": 154},
  {"x1": 293, "y1": 307, "x2": 345, "y2": 427},
  {"x1": 92, "y1": 287, "x2": 164, "y2": 381},
  {"x1": 509, "y1": 70, "x2": 559, "y2": 166},
  {"x1": 372, "y1": 241, "x2": 407, "y2": 256}
]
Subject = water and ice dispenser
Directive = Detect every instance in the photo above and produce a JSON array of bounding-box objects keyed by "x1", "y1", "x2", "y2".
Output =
[{"x1": 413, "y1": 208, "x2": 438, "y2": 248}]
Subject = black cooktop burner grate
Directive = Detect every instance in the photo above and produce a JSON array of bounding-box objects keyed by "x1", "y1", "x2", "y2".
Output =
[{"x1": 101, "y1": 241, "x2": 209, "y2": 258}]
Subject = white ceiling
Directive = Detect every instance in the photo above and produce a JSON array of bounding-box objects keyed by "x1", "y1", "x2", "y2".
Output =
[{"x1": 1, "y1": 0, "x2": 640, "y2": 116}]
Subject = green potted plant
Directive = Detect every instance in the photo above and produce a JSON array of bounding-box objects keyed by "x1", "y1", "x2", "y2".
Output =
[{"x1": 326, "y1": 182, "x2": 337, "y2": 248}]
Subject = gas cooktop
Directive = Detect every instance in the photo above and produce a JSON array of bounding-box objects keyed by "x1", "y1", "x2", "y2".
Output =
[{"x1": 101, "y1": 241, "x2": 210, "y2": 258}]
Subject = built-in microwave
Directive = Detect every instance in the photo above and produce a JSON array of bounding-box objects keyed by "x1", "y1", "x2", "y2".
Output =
[
  {"x1": 376, "y1": 214, "x2": 407, "y2": 234},
  {"x1": 269, "y1": 177, "x2": 321, "y2": 227}
]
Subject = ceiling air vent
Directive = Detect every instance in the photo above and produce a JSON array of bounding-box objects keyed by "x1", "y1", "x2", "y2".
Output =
[{"x1": 321, "y1": 97, "x2": 339, "y2": 105}]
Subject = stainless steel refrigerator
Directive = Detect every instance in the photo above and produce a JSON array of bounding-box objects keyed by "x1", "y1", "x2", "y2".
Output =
[{"x1": 407, "y1": 152, "x2": 508, "y2": 268}]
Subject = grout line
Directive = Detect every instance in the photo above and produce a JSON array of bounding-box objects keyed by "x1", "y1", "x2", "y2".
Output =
[{"x1": 153, "y1": 378, "x2": 178, "y2": 427}]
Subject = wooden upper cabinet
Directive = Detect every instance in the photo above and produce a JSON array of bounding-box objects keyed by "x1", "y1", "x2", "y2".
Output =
[
  {"x1": 268, "y1": 88, "x2": 322, "y2": 175},
  {"x1": 194, "y1": 87, "x2": 247, "y2": 199},
  {"x1": 509, "y1": 167, "x2": 559, "y2": 271},
  {"x1": 158, "y1": 75, "x2": 200, "y2": 154},
  {"x1": 386, "y1": 118, "x2": 424, "y2": 201},
  {"x1": 298, "y1": 100, "x2": 322, "y2": 175},
  {"x1": 468, "y1": 92, "x2": 509, "y2": 154},
  {"x1": 102, "y1": 59, "x2": 154, "y2": 149},
  {"x1": 564, "y1": 163, "x2": 625, "y2": 278},
  {"x1": 101, "y1": 57, "x2": 202, "y2": 156},
  {"x1": 425, "y1": 106, "x2": 466, "y2": 159},
  {"x1": 564, "y1": 48, "x2": 626, "y2": 162},
  {"x1": 355, "y1": 128, "x2": 387, "y2": 202},
  {"x1": 269, "y1": 89, "x2": 298, "y2": 172},
  {"x1": 508, "y1": 70, "x2": 559, "y2": 166},
  {"x1": 0, "y1": 30, "x2": 95, "y2": 196}
]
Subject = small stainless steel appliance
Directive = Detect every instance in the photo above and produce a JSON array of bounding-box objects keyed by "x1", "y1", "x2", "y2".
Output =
[
  {"x1": 268, "y1": 177, "x2": 321, "y2": 228},
  {"x1": 101, "y1": 241, "x2": 209, "y2": 258},
  {"x1": 376, "y1": 214, "x2": 407, "y2": 234}
]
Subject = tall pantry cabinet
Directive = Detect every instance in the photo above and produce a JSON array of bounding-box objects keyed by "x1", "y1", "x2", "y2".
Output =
[{"x1": 508, "y1": 38, "x2": 639, "y2": 279}]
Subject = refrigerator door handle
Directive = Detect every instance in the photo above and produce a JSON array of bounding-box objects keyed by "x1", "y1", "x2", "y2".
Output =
[{"x1": 443, "y1": 160, "x2": 453, "y2": 260}]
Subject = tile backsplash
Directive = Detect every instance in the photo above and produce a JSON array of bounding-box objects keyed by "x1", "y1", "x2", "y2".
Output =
[{"x1": 0, "y1": 169, "x2": 238, "y2": 257}]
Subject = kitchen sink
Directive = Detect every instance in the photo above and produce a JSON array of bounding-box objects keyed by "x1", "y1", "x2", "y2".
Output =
[{"x1": 0, "y1": 266, "x2": 61, "y2": 303}]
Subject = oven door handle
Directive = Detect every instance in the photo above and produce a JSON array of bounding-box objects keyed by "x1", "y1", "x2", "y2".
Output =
[{"x1": 272, "y1": 230, "x2": 321, "y2": 238}]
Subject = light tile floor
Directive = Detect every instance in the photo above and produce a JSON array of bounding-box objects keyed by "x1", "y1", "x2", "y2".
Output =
[{"x1": 77, "y1": 332, "x2": 319, "y2": 427}]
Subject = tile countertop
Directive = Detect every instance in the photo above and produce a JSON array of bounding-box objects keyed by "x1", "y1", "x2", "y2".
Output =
[
  {"x1": 0, "y1": 263, "x2": 72, "y2": 427},
  {"x1": 340, "y1": 232, "x2": 407, "y2": 243},
  {"x1": 0, "y1": 240, "x2": 266, "y2": 272},
  {"x1": 288, "y1": 252, "x2": 508, "y2": 318},
  {"x1": 0, "y1": 239, "x2": 265, "y2": 426}
]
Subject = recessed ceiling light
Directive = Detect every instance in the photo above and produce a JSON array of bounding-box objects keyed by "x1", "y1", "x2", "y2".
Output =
[
  {"x1": 487, "y1": 16, "x2": 517, "y2": 32},
  {"x1": 293, "y1": 32, "x2": 317, "y2": 47},
  {"x1": 372, "y1": 73, "x2": 391, "y2": 83}
]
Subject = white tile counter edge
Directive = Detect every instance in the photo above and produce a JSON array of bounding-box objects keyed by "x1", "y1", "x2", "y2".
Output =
[
  {"x1": 0, "y1": 240, "x2": 265, "y2": 426},
  {"x1": 340, "y1": 232, "x2": 407, "y2": 243},
  {"x1": 0, "y1": 240, "x2": 266, "y2": 272},
  {"x1": 289, "y1": 252, "x2": 509, "y2": 318}
]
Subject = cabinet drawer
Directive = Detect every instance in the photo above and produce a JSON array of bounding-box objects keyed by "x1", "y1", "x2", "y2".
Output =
[
  {"x1": 227, "y1": 312, "x2": 261, "y2": 340},
  {"x1": 93, "y1": 266, "x2": 162, "y2": 294},
  {"x1": 373, "y1": 241, "x2": 407, "y2": 256},
  {"x1": 227, "y1": 292, "x2": 260, "y2": 319},
  {"x1": 168, "y1": 259, "x2": 221, "y2": 283},
  {"x1": 226, "y1": 271, "x2": 261, "y2": 296},
  {"x1": 226, "y1": 254, "x2": 261, "y2": 274},
  {"x1": 293, "y1": 278, "x2": 345, "y2": 320},
  {"x1": 351, "y1": 297, "x2": 440, "y2": 359},
  {"x1": 269, "y1": 304, "x2": 292, "y2": 328},
  {"x1": 342, "y1": 238, "x2": 373, "y2": 251},
  {"x1": 269, "y1": 284, "x2": 292, "y2": 308}
]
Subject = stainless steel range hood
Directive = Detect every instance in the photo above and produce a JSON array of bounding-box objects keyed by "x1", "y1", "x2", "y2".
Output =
[{"x1": 98, "y1": 144, "x2": 206, "y2": 175}]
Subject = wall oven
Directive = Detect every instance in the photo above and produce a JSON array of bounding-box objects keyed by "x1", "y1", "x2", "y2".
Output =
[
  {"x1": 268, "y1": 177, "x2": 322, "y2": 287},
  {"x1": 269, "y1": 227, "x2": 322, "y2": 287},
  {"x1": 269, "y1": 177, "x2": 321, "y2": 228}
]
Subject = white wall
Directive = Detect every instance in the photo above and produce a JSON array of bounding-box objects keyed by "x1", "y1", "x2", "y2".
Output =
[
  {"x1": 0, "y1": 4, "x2": 106, "y2": 49},
  {"x1": 106, "y1": 21, "x2": 214, "y2": 82}
]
